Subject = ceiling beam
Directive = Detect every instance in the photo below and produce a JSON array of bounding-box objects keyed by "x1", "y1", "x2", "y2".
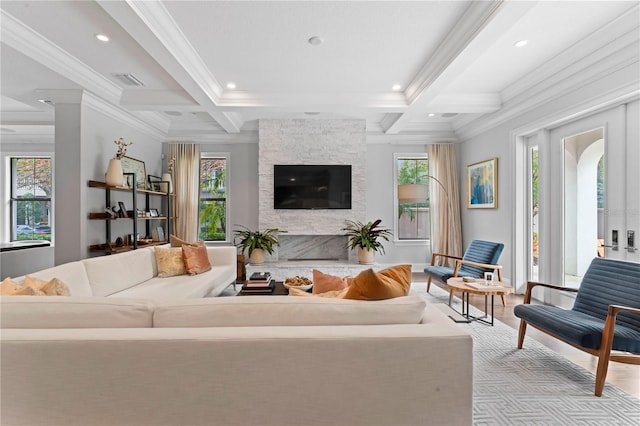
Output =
[
  {"x1": 384, "y1": 0, "x2": 538, "y2": 134},
  {"x1": 97, "y1": 0, "x2": 242, "y2": 133}
]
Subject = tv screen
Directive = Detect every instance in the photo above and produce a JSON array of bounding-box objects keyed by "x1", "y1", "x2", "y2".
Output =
[{"x1": 274, "y1": 165, "x2": 352, "y2": 209}]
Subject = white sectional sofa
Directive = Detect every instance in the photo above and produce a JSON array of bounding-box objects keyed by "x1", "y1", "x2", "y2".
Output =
[
  {"x1": 0, "y1": 248, "x2": 473, "y2": 425},
  {"x1": 7, "y1": 245, "x2": 237, "y2": 302},
  {"x1": 1, "y1": 295, "x2": 473, "y2": 425}
]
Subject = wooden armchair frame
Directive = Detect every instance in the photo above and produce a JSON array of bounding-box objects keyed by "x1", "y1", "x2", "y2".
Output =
[
  {"x1": 517, "y1": 281, "x2": 640, "y2": 396},
  {"x1": 428, "y1": 252, "x2": 506, "y2": 306}
]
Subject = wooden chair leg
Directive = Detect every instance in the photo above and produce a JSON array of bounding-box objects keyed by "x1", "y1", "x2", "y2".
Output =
[
  {"x1": 595, "y1": 314, "x2": 616, "y2": 396},
  {"x1": 449, "y1": 289, "x2": 454, "y2": 306},
  {"x1": 517, "y1": 320, "x2": 527, "y2": 349},
  {"x1": 500, "y1": 294, "x2": 506, "y2": 306},
  {"x1": 426, "y1": 275, "x2": 432, "y2": 293}
]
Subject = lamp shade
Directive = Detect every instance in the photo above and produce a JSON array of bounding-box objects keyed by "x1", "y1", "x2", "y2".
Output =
[{"x1": 398, "y1": 184, "x2": 428, "y2": 204}]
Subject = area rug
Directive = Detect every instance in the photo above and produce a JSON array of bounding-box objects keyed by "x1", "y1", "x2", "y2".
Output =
[
  {"x1": 220, "y1": 280, "x2": 639, "y2": 425},
  {"x1": 411, "y1": 281, "x2": 640, "y2": 426}
]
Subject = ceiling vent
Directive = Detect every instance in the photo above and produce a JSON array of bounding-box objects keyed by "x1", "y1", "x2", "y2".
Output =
[{"x1": 111, "y1": 73, "x2": 145, "y2": 87}]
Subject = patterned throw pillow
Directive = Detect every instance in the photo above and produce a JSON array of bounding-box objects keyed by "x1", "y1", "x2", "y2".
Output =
[
  {"x1": 24, "y1": 276, "x2": 71, "y2": 296},
  {"x1": 155, "y1": 247, "x2": 187, "y2": 277}
]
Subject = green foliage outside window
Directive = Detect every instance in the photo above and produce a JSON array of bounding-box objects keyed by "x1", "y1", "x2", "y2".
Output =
[{"x1": 198, "y1": 158, "x2": 227, "y2": 241}]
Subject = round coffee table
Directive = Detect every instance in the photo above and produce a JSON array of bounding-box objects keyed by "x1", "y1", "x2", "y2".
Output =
[{"x1": 446, "y1": 277, "x2": 513, "y2": 326}]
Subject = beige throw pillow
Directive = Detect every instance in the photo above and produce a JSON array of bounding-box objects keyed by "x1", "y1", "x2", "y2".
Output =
[
  {"x1": 155, "y1": 247, "x2": 187, "y2": 277},
  {"x1": 24, "y1": 276, "x2": 71, "y2": 296},
  {"x1": 0, "y1": 277, "x2": 22, "y2": 295}
]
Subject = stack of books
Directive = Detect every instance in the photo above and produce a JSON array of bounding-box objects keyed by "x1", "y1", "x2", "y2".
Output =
[{"x1": 240, "y1": 272, "x2": 274, "y2": 294}]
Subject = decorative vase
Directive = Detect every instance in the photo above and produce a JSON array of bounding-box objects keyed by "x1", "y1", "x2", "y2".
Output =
[
  {"x1": 160, "y1": 172, "x2": 173, "y2": 194},
  {"x1": 105, "y1": 158, "x2": 124, "y2": 187},
  {"x1": 249, "y1": 248, "x2": 266, "y2": 265},
  {"x1": 357, "y1": 247, "x2": 375, "y2": 265}
]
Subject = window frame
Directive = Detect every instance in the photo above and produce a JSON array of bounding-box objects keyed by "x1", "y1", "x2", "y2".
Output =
[
  {"x1": 198, "y1": 152, "x2": 231, "y2": 244},
  {"x1": 393, "y1": 152, "x2": 430, "y2": 245},
  {"x1": 4, "y1": 154, "x2": 54, "y2": 243}
]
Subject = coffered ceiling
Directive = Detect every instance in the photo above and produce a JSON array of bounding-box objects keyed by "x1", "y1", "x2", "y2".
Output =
[{"x1": 1, "y1": 1, "x2": 638, "y2": 144}]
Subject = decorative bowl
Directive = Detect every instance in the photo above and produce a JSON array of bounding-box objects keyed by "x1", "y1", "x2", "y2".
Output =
[{"x1": 283, "y1": 282, "x2": 313, "y2": 291}]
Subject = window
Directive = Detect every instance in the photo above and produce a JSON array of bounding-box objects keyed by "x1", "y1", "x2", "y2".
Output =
[
  {"x1": 10, "y1": 157, "x2": 52, "y2": 241},
  {"x1": 395, "y1": 154, "x2": 429, "y2": 241},
  {"x1": 198, "y1": 155, "x2": 229, "y2": 242}
]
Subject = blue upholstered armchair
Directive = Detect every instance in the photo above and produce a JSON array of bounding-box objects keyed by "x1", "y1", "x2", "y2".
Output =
[
  {"x1": 424, "y1": 240, "x2": 505, "y2": 305},
  {"x1": 514, "y1": 257, "x2": 640, "y2": 396}
]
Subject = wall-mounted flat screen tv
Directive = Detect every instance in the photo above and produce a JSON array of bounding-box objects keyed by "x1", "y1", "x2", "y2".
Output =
[{"x1": 274, "y1": 165, "x2": 352, "y2": 209}]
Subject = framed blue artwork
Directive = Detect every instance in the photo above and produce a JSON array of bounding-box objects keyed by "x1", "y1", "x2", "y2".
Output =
[{"x1": 467, "y1": 158, "x2": 498, "y2": 209}]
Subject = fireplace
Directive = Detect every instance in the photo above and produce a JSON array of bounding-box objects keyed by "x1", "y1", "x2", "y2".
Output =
[{"x1": 277, "y1": 235, "x2": 348, "y2": 261}]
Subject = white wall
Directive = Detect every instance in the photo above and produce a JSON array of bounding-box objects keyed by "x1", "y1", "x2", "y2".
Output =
[{"x1": 1, "y1": 93, "x2": 165, "y2": 278}]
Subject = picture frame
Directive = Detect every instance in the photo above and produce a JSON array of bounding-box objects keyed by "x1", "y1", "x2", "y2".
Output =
[
  {"x1": 149, "y1": 208, "x2": 159, "y2": 217},
  {"x1": 147, "y1": 175, "x2": 162, "y2": 192},
  {"x1": 466, "y1": 158, "x2": 498, "y2": 209},
  {"x1": 120, "y1": 156, "x2": 147, "y2": 189}
]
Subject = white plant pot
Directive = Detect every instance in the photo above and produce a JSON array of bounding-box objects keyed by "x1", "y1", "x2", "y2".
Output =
[
  {"x1": 249, "y1": 248, "x2": 266, "y2": 265},
  {"x1": 357, "y1": 247, "x2": 375, "y2": 265},
  {"x1": 105, "y1": 158, "x2": 124, "y2": 187}
]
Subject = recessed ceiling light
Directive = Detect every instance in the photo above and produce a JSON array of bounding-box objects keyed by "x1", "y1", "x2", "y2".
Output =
[
  {"x1": 514, "y1": 40, "x2": 528, "y2": 48},
  {"x1": 308, "y1": 36, "x2": 324, "y2": 46},
  {"x1": 392, "y1": 84, "x2": 402, "y2": 91},
  {"x1": 428, "y1": 113, "x2": 436, "y2": 117},
  {"x1": 226, "y1": 82, "x2": 236, "y2": 90},
  {"x1": 38, "y1": 99, "x2": 54, "y2": 105},
  {"x1": 95, "y1": 34, "x2": 109, "y2": 42}
]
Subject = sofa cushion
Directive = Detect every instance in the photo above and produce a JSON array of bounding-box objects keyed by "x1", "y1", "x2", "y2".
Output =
[
  {"x1": 155, "y1": 247, "x2": 187, "y2": 277},
  {"x1": 0, "y1": 297, "x2": 155, "y2": 328},
  {"x1": 344, "y1": 264, "x2": 411, "y2": 300},
  {"x1": 83, "y1": 248, "x2": 156, "y2": 296},
  {"x1": 108, "y1": 263, "x2": 235, "y2": 303},
  {"x1": 182, "y1": 243, "x2": 211, "y2": 275},
  {"x1": 153, "y1": 295, "x2": 426, "y2": 327}
]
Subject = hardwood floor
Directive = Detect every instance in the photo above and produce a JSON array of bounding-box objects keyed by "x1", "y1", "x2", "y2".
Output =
[{"x1": 424, "y1": 277, "x2": 640, "y2": 399}]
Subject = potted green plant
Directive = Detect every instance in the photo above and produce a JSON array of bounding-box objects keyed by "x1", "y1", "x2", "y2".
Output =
[
  {"x1": 342, "y1": 219, "x2": 393, "y2": 264},
  {"x1": 233, "y1": 225, "x2": 287, "y2": 265}
]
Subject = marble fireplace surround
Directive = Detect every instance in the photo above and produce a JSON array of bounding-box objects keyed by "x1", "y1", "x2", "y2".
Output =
[{"x1": 276, "y1": 235, "x2": 349, "y2": 261}]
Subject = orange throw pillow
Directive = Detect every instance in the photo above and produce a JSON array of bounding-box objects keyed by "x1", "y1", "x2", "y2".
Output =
[
  {"x1": 182, "y1": 243, "x2": 212, "y2": 275},
  {"x1": 312, "y1": 269, "x2": 350, "y2": 294},
  {"x1": 344, "y1": 264, "x2": 411, "y2": 300}
]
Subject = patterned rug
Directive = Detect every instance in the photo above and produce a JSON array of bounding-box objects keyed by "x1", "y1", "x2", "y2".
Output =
[
  {"x1": 220, "y1": 280, "x2": 640, "y2": 425},
  {"x1": 412, "y1": 281, "x2": 640, "y2": 426}
]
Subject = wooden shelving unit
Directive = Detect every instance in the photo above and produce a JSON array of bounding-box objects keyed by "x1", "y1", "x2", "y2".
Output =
[{"x1": 88, "y1": 174, "x2": 173, "y2": 255}]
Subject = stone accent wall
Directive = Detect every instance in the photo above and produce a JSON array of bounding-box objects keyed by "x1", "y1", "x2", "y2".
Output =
[
  {"x1": 258, "y1": 119, "x2": 366, "y2": 234},
  {"x1": 258, "y1": 119, "x2": 366, "y2": 261}
]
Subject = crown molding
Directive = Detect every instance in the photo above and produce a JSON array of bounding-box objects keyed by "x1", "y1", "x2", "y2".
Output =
[
  {"x1": 166, "y1": 131, "x2": 259, "y2": 144},
  {"x1": 81, "y1": 92, "x2": 166, "y2": 139},
  {"x1": 0, "y1": 10, "x2": 122, "y2": 106},
  {"x1": 456, "y1": 38, "x2": 640, "y2": 141},
  {"x1": 501, "y1": 4, "x2": 640, "y2": 103},
  {"x1": 116, "y1": 0, "x2": 241, "y2": 134}
]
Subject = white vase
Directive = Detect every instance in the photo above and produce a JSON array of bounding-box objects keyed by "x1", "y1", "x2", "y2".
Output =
[
  {"x1": 105, "y1": 158, "x2": 124, "y2": 187},
  {"x1": 249, "y1": 248, "x2": 266, "y2": 265},
  {"x1": 160, "y1": 172, "x2": 173, "y2": 193},
  {"x1": 357, "y1": 247, "x2": 375, "y2": 265}
]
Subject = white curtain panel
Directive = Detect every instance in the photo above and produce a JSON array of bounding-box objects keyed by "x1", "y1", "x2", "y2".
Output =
[
  {"x1": 427, "y1": 144, "x2": 463, "y2": 263},
  {"x1": 168, "y1": 144, "x2": 200, "y2": 242}
]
